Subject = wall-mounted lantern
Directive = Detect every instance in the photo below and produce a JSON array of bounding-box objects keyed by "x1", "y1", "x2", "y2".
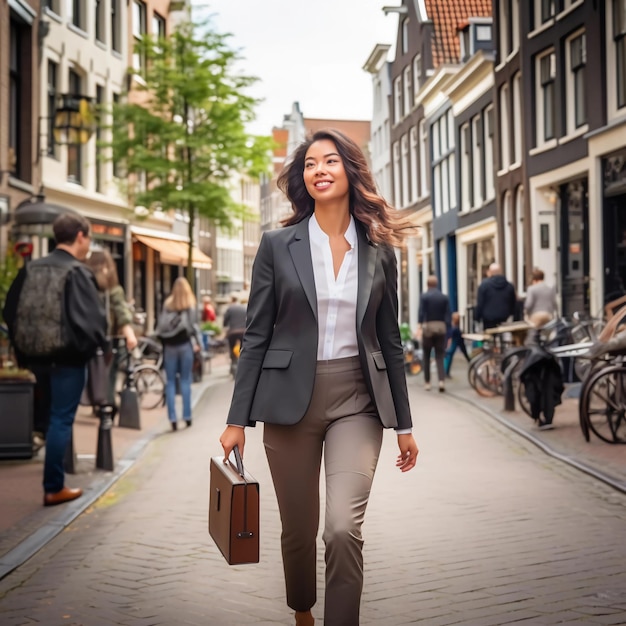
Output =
[{"x1": 52, "y1": 94, "x2": 95, "y2": 146}]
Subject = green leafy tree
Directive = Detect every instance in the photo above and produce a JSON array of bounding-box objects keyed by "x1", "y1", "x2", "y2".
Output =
[{"x1": 105, "y1": 19, "x2": 272, "y2": 286}]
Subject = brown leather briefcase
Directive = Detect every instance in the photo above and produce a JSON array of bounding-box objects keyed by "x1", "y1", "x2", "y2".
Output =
[{"x1": 209, "y1": 447, "x2": 259, "y2": 565}]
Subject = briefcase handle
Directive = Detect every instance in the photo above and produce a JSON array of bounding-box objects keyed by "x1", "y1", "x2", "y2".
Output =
[{"x1": 232, "y1": 444, "x2": 245, "y2": 477}]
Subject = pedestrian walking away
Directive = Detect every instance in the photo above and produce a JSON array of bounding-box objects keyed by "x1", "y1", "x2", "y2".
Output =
[
  {"x1": 444, "y1": 311, "x2": 471, "y2": 377},
  {"x1": 222, "y1": 294, "x2": 247, "y2": 376},
  {"x1": 524, "y1": 267, "x2": 558, "y2": 328},
  {"x1": 2, "y1": 213, "x2": 107, "y2": 506},
  {"x1": 85, "y1": 248, "x2": 138, "y2": 413},
  {"x1": 155, "y1": 277, "x2": 203, "y2": 431},
  {"x1": 474, "y1": 262, "x2": 517, "y2": 330},
  {"x1": 418, "y1": 275, "x2": 450, "y2": 392},
  {"x1": 219, "y1": 128, "x2": 419, "y2": 626}
]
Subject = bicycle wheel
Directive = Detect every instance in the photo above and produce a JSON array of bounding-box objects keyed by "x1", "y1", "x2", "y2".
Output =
[
  {"x1": 134, "y1": 365, "x2": 165, "y2": 410},
  {"x1": 517, "y1": 379, "x2": 532, "y2": 417},
  {"x1": 472, "y1": 353, "x2": 503, "y2": 397},
  {"x1": 579, "y1": 364, "x2": 626, "y2": 444}
]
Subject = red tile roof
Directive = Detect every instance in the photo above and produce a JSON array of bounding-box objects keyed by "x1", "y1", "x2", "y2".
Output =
[{"x1": 424, "y1": 0, "x2": 492, "y2": 66}]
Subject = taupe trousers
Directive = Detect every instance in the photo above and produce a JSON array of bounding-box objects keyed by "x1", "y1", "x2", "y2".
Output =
[{"x1": 263, "y1": 356, "x2": 383, "y2": 626}]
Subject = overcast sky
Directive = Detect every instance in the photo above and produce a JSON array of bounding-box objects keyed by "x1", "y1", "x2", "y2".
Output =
[{"x1": 191, "y1": 1, "x2": 398, "y2": 135}]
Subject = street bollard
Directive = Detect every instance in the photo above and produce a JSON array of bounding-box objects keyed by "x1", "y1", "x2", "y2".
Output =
[
  {"x1": 503, "y1": 360, "x2": 517, "y2": 412},
  {"x1": 96, "y1": 405, "x2": 115, "y2": 471},
  {"x1": 64, "y1": 430, "x2": 77, "y2": 474}
]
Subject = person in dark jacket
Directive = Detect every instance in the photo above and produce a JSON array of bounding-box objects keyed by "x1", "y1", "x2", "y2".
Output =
[
  {"x1": 418, "y1": 275, "x2": 451, "y2": 392},
  {"x1": 3, "y1": 213, "x2": 107, "y2": 507},
  {"x1": 474, "y1": 263, "x2": 517, "y2": 330}
]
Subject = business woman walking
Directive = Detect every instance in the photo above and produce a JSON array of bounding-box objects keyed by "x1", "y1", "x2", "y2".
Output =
[{"x1": 219, "y1": 128, "x2": 419, "y2": 626}]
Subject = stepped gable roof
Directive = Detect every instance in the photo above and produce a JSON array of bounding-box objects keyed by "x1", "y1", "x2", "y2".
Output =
[{"x1": 423, "y1": 0, "x2": 492, "y2": 66}]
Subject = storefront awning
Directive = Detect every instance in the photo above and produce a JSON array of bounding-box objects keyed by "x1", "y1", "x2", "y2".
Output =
[{"x1": 134, "y1": 234, "x2": 212, "y2": 269}]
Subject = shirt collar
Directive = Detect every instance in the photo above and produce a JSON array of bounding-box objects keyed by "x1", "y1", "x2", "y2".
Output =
[{"x1": 309, "y1": 213, "x2": 357, "y2": 250}]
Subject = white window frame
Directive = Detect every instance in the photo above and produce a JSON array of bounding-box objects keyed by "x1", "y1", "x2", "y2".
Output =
[
  {"x1": 419, "y1": 119, "x2": 429, "y2": 196},
  {"x1": 132, "y1": 0, "x2": 147, "y2": 71},
  {"x1": 536, "y1": 49, "x2": 556, "y2": 146},
  {"x1": 413, "y1": 54, "x2": 422, "y2": 98},
  {"x1": 402, "y1": 17, "x2": 410, "y2": 55},
  {"x1": 512, "y1": 73, "x2": 522, "y2": 165},
  {"x1": 460, "y1": 122, "x2": 471, "y2": 212},
  {"x1": 499, "y1": 83, "x2": 510, "y2": 170},
  {"x1": 393, "y1": 76, "x2": 402, "y2": 124},
  {"x1": 403, "y1": 66, "x2": 412, "y2": 116},
  {"x1": 515, "y1": 186, "x2": 525, "y2": 291},
  {"x1": 566, "y1": 29, "x2": 587, "y2": 134},
  {"x1": 503, "y1": 191, "x2": 513, "y2": 280},
  {"x1": 472, "y1": 115, "x2": 482, "y2": 208},
  {"x1": 410, "y1": 126, "x2": 419, "y2": 204},
  {"x1": 511, "y1": 0, "x2": 520, "y2": 53},
  {"x1": 401, "y1": 133, "x2": 410, "y2": 208},
  {"x1": 498, "y1": 0, "x2": 510, "y2": 63},
  {"x1": 484, "y1": 106, "x2": 495, "y2": 201},
  {"x1": 393, "y1": 141, "x2": 401, "y2": 207}
]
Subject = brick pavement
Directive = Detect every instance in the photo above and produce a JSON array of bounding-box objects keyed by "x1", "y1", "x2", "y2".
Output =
[{"x1": 0, "y1": 359, "x2": 625, "y2": 624}]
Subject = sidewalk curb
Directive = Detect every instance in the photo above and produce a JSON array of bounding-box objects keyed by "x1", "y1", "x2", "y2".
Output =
[
  {"x1": 448, "y1": 390, "x2": 626, "y2": 495},
  {"x1": 0, "y1": 369, "x2": 228, "y2": 581}
]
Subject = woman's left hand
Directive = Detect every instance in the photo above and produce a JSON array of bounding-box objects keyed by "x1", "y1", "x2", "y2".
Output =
[{"x1": 396, "y1": 433, "x2": 419, "y2": 472}]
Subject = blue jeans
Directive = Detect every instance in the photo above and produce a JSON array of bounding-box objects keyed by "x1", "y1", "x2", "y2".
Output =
[
  {"x1": 43, "y1": 366, "x2": 86, "y2": 494},
  {"x1": 163, "y1": 342, "x2": 194, "y2": 422}
]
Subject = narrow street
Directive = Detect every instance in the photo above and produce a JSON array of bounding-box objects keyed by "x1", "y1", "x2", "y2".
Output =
[{"x1": 1, "y1": 373, "x2": 625, "y2": 625}]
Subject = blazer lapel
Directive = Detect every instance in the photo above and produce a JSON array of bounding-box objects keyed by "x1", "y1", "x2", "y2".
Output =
[
  {"x1": 357, "y1": 223, "x2": 377, "y2": 327},
  {"x1": 288, "y1": 218, "x2": 318, "y2": 321}
]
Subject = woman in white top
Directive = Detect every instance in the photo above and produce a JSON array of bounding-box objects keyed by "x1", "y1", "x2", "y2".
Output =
[{"x1": 219, "y1": 129, "x2": 419, "y2": 626}]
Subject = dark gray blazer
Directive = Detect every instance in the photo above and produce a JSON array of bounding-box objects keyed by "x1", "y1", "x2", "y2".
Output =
[{"x1": 226, "y1": 218, "x2": 412, "y2": 430}]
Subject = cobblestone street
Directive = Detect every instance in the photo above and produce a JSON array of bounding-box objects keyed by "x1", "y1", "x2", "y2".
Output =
[{"x1": 1, "y1": 371, "x2": 625, "y2": 625}]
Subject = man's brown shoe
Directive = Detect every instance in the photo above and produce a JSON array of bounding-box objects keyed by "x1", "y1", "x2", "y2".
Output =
[{"x1": 44, "y1": 487, "x2": 83, "y2": 507}]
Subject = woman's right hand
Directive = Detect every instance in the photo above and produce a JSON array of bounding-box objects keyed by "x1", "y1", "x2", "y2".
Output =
[{"x1": 219, "y1": 425, "x2": 246, "y2": 460}]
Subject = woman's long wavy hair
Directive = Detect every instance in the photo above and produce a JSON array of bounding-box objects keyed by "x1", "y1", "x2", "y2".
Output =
[
  {"x1": 277, "y1": 128, "x2": 417, "y2": 247},
  {"x1": 165, "y1": 276, "x2": 196, "y2": 311}
]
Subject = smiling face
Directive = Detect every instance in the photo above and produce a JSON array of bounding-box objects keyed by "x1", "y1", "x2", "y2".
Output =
[{"x1": 303, "y1": 139, "x2": 350, "y2": 207}]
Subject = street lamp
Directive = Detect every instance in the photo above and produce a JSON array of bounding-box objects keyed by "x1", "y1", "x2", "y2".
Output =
[{"x1": 52, "y1": 94, "x2": 95, "y2": 145}]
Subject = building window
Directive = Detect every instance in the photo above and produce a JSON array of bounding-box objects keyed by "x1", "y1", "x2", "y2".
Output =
[
  {"x1": 45, "y1": 0, "x2": 60, "y2": 14},
  {"x1": 460, "y1": 123, "x2": 471, "y2": 212},
  {"x1": 47, "y1": 60, "x2": 58, "y2": 157},
  {"x1": 96, "y1": 0, "x2": 106, "y2": 43},
  {"x1": 431, "y1": 110, "x2": 456, "y2": 217},
  {"x1": 511, "y1": 0, "x2": 520, "y2": 52},
  {"x1": 419, "y1": 119, "x2": 428, "y2": 196},
  {"x1": 401, "y1": 134, "x2": 409, "y2": 208},
  {"x1": 484, "y1": 106, "x2": 495, "y2": 200},
  {"x1": 413, "y1": 54, "x2": 421, "y2": 97},
  {"x1": 111, "y1": 0, "x2": 121, "y2": 53},
  {"x1": 613, "y1": 0, "x2": 626, "y2": 108},
  {"x1": 403, "y1": 66, "x2": 412, "y2": 116},
  {"x1": 67, "y1": 70, "x2": 82, "y2": 184},
  {"x1": 69, "y1": 0, "x2": 85, "y2": 30},
  {"x1": 9, "y1": 18, "x2": 22, "y2": 178},
  {"x1": 512, "y1": 73, "x2": 522, "y2": 163},
  {"x1": 499, "y1": 83, "x2": 510, "y2": 168},
  {"x1": 472, "y1": 115, "x2": 482, "y2": 208},
  {"x1": 393, "y1": 76, "x2": 402, "y2": 123},
  {"x1": 410, "y1": 126, "x2": 419, "y2": 203},
  {"x1": 402, "y1": 18, "x2": 410, "y2": 55},
  {"x1": 133, "y1": 1, "x2": 147, "y2": 71},
  {"x1": 392, "y1": 142, "x2": 401, "y2": 207},
  {"x1": 539, "y1": 50, "x2": 556, "y2": 141},
  {"x1": 95, "y1": 85, "x2": 104, "y2": 192},
  {"x1": 153, "y1": 12, "x2": 166, "y2": 38},
  {"x1": 498, "y1": 0, "x2": 510, "y2": 62},
  {"x1": 569, "y1": 32, "x2": 587, "y2": 129},
  {"x1": 540, "y1": 0, "x2": 556, "y2": 24}
]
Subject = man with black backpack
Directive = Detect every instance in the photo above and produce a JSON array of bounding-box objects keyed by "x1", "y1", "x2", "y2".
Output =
[{"x1": 3, "y1": 213, "x2": 107, "y2": 506}]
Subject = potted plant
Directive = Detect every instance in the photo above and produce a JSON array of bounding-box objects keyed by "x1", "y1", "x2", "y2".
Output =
[{"x1": 0, "y1": 250, "x2": 35, "y2": 459}]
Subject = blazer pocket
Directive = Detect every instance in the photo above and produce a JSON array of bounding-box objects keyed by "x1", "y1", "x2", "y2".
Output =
[
  {"x1": 372, "y1": 351, "x2": 387, "y2": 371},
  {"x1": 262, "y1": 349, "x2": 293, "y2": 369}
]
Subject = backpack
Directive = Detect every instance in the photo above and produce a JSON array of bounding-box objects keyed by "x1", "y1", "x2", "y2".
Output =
[
  {"x1": 13, "y1": 260, "x2": 78, "y2": 358},
  {"x1": 156, "y1": 308, "x2": 191, "y2": 344}
]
